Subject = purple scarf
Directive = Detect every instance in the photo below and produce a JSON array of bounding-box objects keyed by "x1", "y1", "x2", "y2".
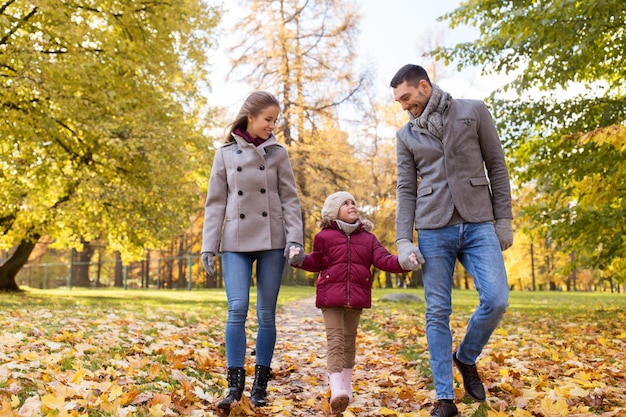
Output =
[{"x1": 234, "y1": 128, "x2": 265, "y2": 147}]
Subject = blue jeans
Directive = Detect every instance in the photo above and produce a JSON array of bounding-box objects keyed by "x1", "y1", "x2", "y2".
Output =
[
  {"x1": 222, "y1": 250, "x2": 285, "y2": 368},
  {"x1": 418, "y1": 222, "x2": 509, "y2": 400}
]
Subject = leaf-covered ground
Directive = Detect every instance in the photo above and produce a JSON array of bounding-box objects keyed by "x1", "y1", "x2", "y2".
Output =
[{"x1": 1, "y1": 290, "x2": 625, "y2": 416}]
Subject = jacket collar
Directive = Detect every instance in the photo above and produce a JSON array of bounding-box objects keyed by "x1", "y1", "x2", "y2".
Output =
[
  {"x1": 231, "y1": 133, "x2": 278, "y2": 155},
  {"x1": 327, "y1": 219, "x2": 363, "y2": 234}
]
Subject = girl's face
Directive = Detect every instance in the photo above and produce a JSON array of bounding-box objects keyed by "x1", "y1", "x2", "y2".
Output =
[
  {"x1": 337, "y1": 199, "x2": 358, "y2": 224},
  {"x1": 246, "y1": 105, "x2": 280, "y2": 139}
]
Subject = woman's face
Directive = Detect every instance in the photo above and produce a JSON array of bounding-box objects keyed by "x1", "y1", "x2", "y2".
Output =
[
  {"x1": 246, "y1": 105, "x2": 280, "y2": 139},
  {"x1": 337, "y1": 199, "x2": 359, "y2": 224}
]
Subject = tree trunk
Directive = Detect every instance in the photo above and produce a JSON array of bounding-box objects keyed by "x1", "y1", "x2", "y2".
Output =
[
  {"x1": 177, "y1": 236, "x2": 185, "y2": 288},
  {"x1": 409, "y1": 269, "x2": 423, "y2": 288},
  {"x1": 95, "y1": 249, "x2": 102, "y2": 287},
  {"x1": 384, "y1": 271, "x2": 393, "y2": 288},
  {"x1": 143, "y1": 251, "x2": 151, "y2": 288},
  {"x1": 73, "y1": 240, "x2": 96, "y2": 287},
  {"x1": 114, "y1": 251, "x2": 123, "y2": 287},
  {"x1": 0, "y1": 235, "x2": 41, "y2": 291}
]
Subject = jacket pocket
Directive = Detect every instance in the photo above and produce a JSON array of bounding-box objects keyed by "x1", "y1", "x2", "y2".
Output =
[
  {"x1": 470, "y1": 177, "x2": 489, "y2": 187},
  {"x1": 418, "y1": 185, "x2": 433, "y2": 197}
]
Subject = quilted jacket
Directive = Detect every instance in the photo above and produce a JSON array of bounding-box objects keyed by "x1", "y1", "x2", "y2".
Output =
[{"x1": 295, "y1": 220, "x2": 406, "y2": 309}]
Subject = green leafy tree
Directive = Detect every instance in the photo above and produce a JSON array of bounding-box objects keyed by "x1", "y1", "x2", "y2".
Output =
[
  {"x1": 435, "y1": 0, "x2": 626, "y2": 285},
  {"x1": 0, "y1": 0, "x2": 220, "y2": 291}
]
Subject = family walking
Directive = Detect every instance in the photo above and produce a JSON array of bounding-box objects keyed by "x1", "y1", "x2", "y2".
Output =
[{"x1": 201, "y1": 63, "x2": 513, "y2": 417}]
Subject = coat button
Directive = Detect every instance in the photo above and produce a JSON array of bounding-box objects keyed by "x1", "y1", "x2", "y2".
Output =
[
  {"x1": 236, "y1": 150, "x2": 242, "y2": 154},
  {"x1": 238, "y1": 190, "x2": 243, "y2": 195},
  {"x1": 236, "y1": 166, "x2": 242, "y2": 172},
  {"x1": 260, "y1": 188, "x2": 266, "y2": 193},
  {"x1": 262, "y1": 212, "x2": 268, "y2": 217},
  {"x1": 259, "y1": 165, "x2": 265, "y2": 170},
  {"x1": 240, "y1": 214, "x2": 245, "y2": 219}
]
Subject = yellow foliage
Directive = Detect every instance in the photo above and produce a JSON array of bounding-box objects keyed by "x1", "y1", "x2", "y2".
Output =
[
  {"x1": 578, "y1": 124, "x2": 626, "y2": 150},
  {"x1": 539, "y1": 397, "x2": 570, "y2": 416},
  {"x1": 40, "y1": 393, "x2": 65, "y2": 410}
]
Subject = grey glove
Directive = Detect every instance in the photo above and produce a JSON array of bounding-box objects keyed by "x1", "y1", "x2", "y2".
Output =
[
  {"x1": 284, "y1": 242, "x2": 305, "y2": 266},
  {"x1": 201, "y1": 251, "x2": 215, "y2": 276},
  {"x1": 495, "y1": 218, "x2": 514, "y2": 251},
  {"x1": 396, "y1": 238, "x2": 424, "y2": 270}
]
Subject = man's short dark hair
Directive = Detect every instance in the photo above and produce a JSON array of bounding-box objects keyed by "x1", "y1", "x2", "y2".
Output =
[{"x1": 390, "y1": 64, "x2": 431, "y2": 88}]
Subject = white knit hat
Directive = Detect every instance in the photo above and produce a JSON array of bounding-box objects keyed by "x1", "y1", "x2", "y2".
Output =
[{"x1": 321, "y1": 191, "x2": 356, "y2": 220}]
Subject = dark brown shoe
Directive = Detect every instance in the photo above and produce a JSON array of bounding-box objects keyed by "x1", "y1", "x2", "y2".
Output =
[
  {"x1": 430, "y1": 401, "x2": 458, "y2": 417},
  {"x1": 453, "y1": 351, "x2": 486, "y2": 401}
]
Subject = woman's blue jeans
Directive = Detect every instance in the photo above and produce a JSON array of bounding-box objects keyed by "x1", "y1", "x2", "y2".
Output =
[
  {"x1": 418, "y1": 222, "x2": 509, "y2": 400},
  {"x1": 222, "y1": 249, "x2": 285, "y2": 368}
]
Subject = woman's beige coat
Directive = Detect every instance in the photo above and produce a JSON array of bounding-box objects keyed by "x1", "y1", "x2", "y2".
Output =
[{"x1": 201, "y1": 133, "x2": 303, "y2": 254}]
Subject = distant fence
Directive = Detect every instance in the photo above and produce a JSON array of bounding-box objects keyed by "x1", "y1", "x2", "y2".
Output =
[{"x1": 17, "y1": 253, "x2": 311, "y2": 290}]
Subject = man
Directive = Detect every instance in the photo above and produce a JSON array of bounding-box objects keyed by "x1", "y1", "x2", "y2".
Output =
[{"x1": 390, "y1": 64, "x2": 513, "y2": 417}]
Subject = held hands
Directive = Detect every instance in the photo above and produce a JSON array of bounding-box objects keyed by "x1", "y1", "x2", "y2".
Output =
[
  {"x1": 396, "y1": 239, "x2": 425, "y2": 270},
  {"x1": 495, "y1": 218, "x2": 514, "y2": 251},
  {"x1": 284, "y1": 242, "x2": 305, "y2": 266},
  {"x1": 201, "y1": 252, "x2": 215, "y2": 276}
]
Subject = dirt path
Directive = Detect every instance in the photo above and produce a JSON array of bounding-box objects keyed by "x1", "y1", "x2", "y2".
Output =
[
  {"x1": 267, "y1": 296, "x2": 430, "y2": 417},
  {"x1": 272, "y1": 296, "x2": 330, "y2": 415}
]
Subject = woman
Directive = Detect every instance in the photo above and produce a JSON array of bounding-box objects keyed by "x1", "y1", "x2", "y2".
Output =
[{"x1": 201, "y1": 91, "x2": 304, "y2": 411}]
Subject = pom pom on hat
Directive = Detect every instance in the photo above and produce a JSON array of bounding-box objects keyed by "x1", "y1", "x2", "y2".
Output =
[{"x1": 321, "y1": 191, "x2": 355, "y2": 220}]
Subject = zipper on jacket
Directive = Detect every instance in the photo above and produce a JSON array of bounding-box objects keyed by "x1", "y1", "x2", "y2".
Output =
[{"x1": 346, "y1": 233, "x2": 351, "y2": 306}]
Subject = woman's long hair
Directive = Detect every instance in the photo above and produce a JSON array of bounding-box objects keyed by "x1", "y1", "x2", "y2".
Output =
[{"x1": 226, "y1": 91, "x2": 280, "y2": 142}]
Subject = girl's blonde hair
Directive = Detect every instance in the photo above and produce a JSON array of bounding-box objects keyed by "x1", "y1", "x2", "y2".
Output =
[{"x1": 226, "y1": 91, "x2": 281, "y2": 142}]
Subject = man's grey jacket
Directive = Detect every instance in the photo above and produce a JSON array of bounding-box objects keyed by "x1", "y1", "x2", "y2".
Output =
[{"x1": 395, "y1": 98, "x2": 513, "y2": 241}]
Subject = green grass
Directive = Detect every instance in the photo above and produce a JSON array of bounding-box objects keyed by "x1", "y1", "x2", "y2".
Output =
[
  {"x1": 6, "y1": 285, "x2": 625, "y2": 318},
  {"x1": 5, "y1": 284, "x2": 625, "y2": 334},
  {"x1": 371, "y1": 286, "x2": 626, "y2": 316},
  {"x1": 2, "y1": 285, "x2": 317, "y2": 311}
]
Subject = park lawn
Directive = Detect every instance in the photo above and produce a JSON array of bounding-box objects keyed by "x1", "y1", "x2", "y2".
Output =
[{"x1": 1, "y1": 287, "x2": 625, "y2": 416}]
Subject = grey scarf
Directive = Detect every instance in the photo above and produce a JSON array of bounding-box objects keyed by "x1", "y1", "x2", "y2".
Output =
[
  {"x1": 336, "y1": 219, "x2": 360, "y2": 235},
  {"x1": 411, "y1": 84, "x2": 451, "y2": 140}
]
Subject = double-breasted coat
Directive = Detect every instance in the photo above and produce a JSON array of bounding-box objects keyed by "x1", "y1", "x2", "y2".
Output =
[{"x1": 201, "y1": 133, "x2": 303, "y2": 254}]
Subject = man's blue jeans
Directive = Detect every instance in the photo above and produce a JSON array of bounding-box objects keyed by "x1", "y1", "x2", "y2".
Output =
[
  {"x1": 418, "y1": 222, "x2": 509, "y2": 400},
  {"x1": 222, "y1": 250, "x2": 285, "y2": 368}
]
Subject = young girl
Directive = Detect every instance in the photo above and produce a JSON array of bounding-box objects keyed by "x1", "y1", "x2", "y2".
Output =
[
  {"x1": 201, "y1": 91, "x2": 304, "y2": 411},
  {"x1": 289, "y1": 191, "x2": 417, "y2": 415}
]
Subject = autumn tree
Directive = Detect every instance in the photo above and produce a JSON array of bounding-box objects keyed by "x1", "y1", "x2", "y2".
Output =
[
  {"x1": 436, "y1": 0, "x2": 626, "y2": 287},
  {"x1": 223, "y1": 0, "x2": 369, "y2": 282},
  {"x1": 0, "y1": 1, "x2": 220, "y2": 291}
]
